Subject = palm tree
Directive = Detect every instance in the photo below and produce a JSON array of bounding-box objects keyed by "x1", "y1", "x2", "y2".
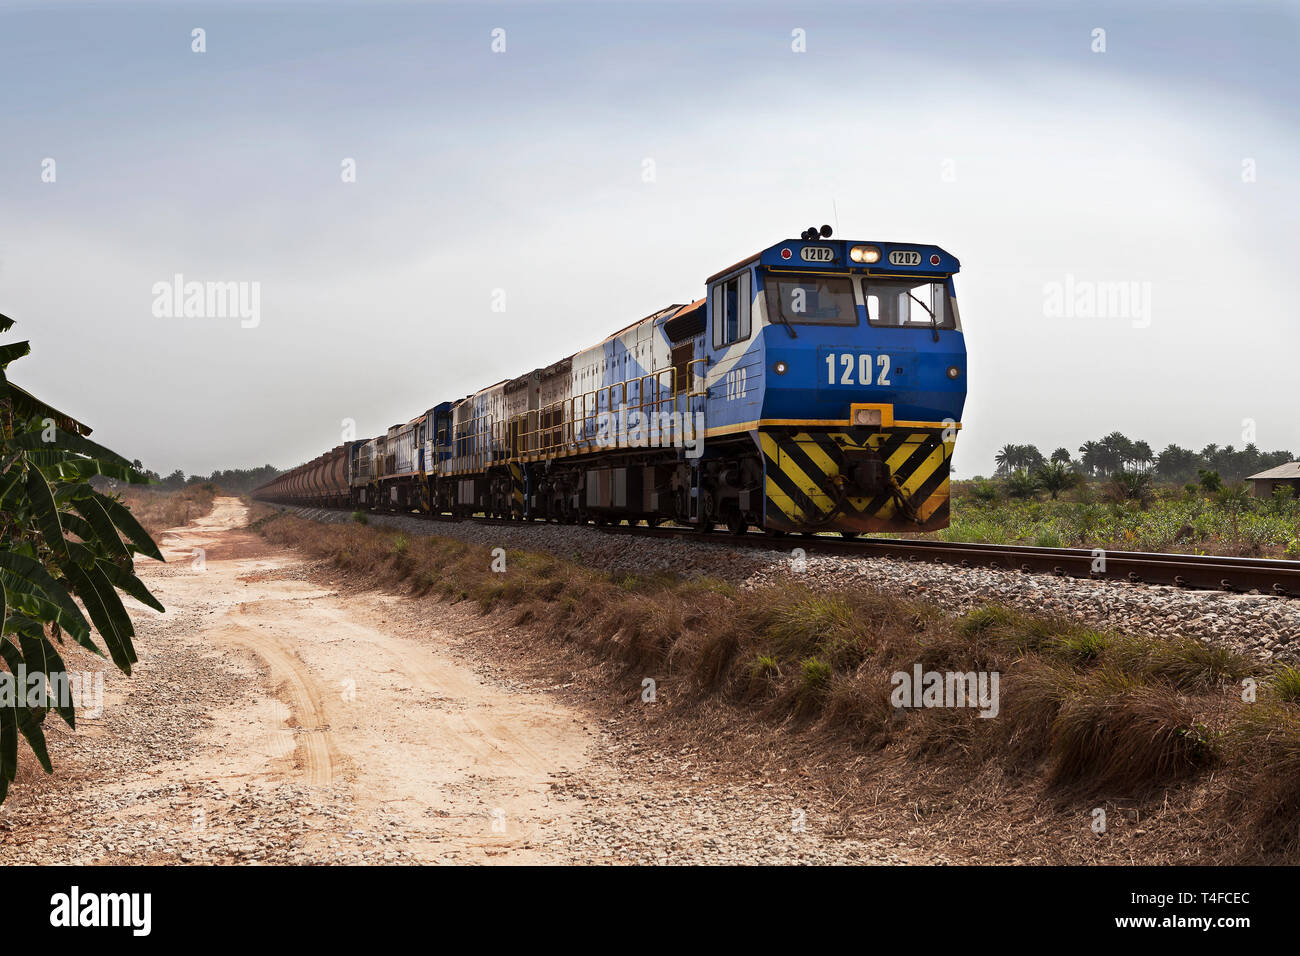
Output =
[
  {"x1": 1050, "y1": 447, "x2": 1072, "y2": 465},
  {"x1": 1035, "y1": 461, "x2": 1076, "y2": 500},
  {"x1": 1155, "y1": 444, "x2": 1198, "y2": 482},
  {"x1": 1022, "y1": 444, "x2": 1047, "y2": 471},
  {"x1": 994, "y1": 444, "x2": 1016, "y2": 476},
  {"x1": 994, "y1": 443, "x2": 1030, "y2": 476},
  {"x1": 1078, "y1": 441, "x2": 1105, "y2": 478},
  {"x1": 1099, "y1": 431, "x2": 1135, "y2": 475}
]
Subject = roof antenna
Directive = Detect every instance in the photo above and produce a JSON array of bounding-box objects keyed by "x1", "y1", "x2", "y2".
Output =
[{"x1": 832, "y1": 197, "x2": 840, "y2": 237}]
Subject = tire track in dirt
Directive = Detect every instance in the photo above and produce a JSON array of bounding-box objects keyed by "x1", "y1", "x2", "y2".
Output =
[{"x1": 220, "y1": 621, "x2": 337, "y2": 785}]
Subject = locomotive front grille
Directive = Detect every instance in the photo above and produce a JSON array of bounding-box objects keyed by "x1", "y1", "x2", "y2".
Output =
[{"x1": 759, "y1": 428, "x2": 953, "y2": 533}]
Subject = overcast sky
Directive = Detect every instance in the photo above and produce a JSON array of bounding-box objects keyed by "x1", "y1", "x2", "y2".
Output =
[{"x1": 2, "y1": 0, "x2": 1296, "y2": 477}]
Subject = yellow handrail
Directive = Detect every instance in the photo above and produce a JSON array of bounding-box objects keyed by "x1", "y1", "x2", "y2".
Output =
[{"x1": 432, "y1": 358, "x2": 708, "y2": 474}]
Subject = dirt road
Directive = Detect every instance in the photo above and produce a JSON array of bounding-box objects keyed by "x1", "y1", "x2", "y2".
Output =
[{"x1": 0, "y1": 498, "x2": 946, "y2": 865}]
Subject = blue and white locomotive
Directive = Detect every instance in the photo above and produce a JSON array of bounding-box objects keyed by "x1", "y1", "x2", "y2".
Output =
[{"x1": 255, "y1": 227, "x2": 967, "y2": 537}]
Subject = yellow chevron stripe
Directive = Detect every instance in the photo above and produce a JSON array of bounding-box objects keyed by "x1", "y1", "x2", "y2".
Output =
[
  {"x1": 791, "y1": 432, "x2": 839, "y2": 477},
  {"x1": 762, "y1": 433, "x2": 833, "y2": 517},
  {"x1": 918, "y1": 478, "x2": 950, "y2": 521},
  {"x1": 899, "y1": 444, "x2": 947, "y2": 498},
  {"x1": 886, "y1": 436, "x2": 926, "y2": 476},
  {"x1": 779, "y1": 455, "x2": 833, "y2": 512},
  {"x1": 914, "y1": 441, "x2": 955, "y2": 521},
  {"x1": 870, "y1": 437, "x2": 942, "y2": 519},
  {"x1": 759, "y1": 434, "x2": 797, "y2": 521},
  {"x1": 764, "y1": 474, "x2": 794, "y2": 520}
]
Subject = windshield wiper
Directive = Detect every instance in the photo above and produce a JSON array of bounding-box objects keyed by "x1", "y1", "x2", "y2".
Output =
[
  {"x1": 908, "y1": 292, "x2": 941, "y2": 342},
  {"x1": 774, "y1": 308, "x2": 798, "y2": 338}
]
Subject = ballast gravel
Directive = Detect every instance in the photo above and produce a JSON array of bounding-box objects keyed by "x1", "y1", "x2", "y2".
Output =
[{"x1": 284, "y1": 507, "x2": 1300, "y2": 663}]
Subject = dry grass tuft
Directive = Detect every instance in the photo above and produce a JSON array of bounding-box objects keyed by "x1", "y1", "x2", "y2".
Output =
[
  {"x1": 1047, "y1": 672, "x2": 1215, "y2": 795},
  {"x1": 1224, "y1": 701, "x2": 1300, "y2": 852}
]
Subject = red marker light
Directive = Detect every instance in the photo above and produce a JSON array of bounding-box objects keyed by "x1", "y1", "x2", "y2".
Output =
[
  {"x1": 930, "y1": 254, "x2": 941, "y2": 265},
  {"x1": 780, "y1": 248, "x2": 792, "y2": 260}
]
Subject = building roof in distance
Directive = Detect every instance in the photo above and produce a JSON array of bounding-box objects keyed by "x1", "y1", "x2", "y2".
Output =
[{"x1": 1247, "y1": 462, "x2": 1300, "y2": 480}]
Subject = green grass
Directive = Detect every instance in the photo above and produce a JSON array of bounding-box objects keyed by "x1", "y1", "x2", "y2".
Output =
[
  {"x1": 1269, "y1": 666, "x2": 1300, "y2": 704},
  {"x1": 932, "y1": 481, "x2": 1300, "y2": 558},
  {"x1": 796, "y1": 657, "x2": 833, "y2": 710}
]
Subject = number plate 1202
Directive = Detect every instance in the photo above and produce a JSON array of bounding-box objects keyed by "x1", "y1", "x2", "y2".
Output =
[{"x1": 823, "y1": 351, "x2": 894, "y2": 387}]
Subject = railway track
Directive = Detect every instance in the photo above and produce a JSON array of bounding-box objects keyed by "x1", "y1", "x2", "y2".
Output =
[
  {"x1": 280, "y1": 505, "x2": 1300, "y2": 598},
  {"x1": 608, "y1": 525, "x2": 1300, "y2": 597}
]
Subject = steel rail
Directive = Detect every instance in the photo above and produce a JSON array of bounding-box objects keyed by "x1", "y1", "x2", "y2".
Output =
[{"x1": 273, "y1": 504, "x2": 1300, "y2": 598}]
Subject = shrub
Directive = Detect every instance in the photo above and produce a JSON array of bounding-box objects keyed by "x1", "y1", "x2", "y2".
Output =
[
  {"x1": 1006, "y1": 469, "x2": 1038, "y2": 499},
  {"x1": 1107, "y1": 470, "x2": 1154, "y2": 508}
]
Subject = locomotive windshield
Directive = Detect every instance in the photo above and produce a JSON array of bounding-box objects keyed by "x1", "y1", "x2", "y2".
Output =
[
  {"x1": 767, "y1": 275, "x2": 856, "y2": 326},
  {"x1": 765, "y1": 273, "x2": 959, "y2": 330},
  {"x1": 862, "y1": 278, "x2": 956, "y2": 330}
]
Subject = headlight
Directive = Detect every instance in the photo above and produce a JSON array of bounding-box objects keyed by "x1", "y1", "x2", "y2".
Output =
[
  {"x1": 773, "y1": 361, "x2": 788, "y2": 375},
  {"x1": 849, "y1": 245, "x2": 881, "y2": 264},
  {"x1": 853, "y1": 408, "x2": 882, "y2": 426},
  {"x1": 947, "y1": 366, "x2": 961, "y2": 379}
]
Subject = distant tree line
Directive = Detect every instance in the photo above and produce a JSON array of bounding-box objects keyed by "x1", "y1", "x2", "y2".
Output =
[
  {"x1": 125, "y1": 462, "x2": 282, "y2": 494},
  {"x1": 994, "y1": 432, "x2": 1293, "y2": 484}
]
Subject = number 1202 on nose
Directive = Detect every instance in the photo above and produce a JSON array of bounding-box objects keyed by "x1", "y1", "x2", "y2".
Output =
[{"x1": 825, "y1": 351, "x2": 893, "y2": 386}]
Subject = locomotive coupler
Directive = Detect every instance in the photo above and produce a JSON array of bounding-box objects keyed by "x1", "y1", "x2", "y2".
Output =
[{"x1": 840, "y1": 446, "x2": 890, "y2": 496}]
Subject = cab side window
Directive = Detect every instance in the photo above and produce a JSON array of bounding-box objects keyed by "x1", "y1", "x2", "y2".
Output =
[{"x1": 711, "y1": 271, "x2": 751, "y2": 350}]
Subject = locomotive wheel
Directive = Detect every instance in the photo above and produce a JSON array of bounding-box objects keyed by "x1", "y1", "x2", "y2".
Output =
[
  {"x1": 674, "y1": 487, "x2": 690, "y2": 524},
  {"x1": 698, "y1": 489, "x2": 717, "y2": 534},
  {"x1": 727, "y1": 514, "x2": 748, "y2": 535},
  {"x1": 840, "y1": 531, "x2": 860, "y2": 539}
]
